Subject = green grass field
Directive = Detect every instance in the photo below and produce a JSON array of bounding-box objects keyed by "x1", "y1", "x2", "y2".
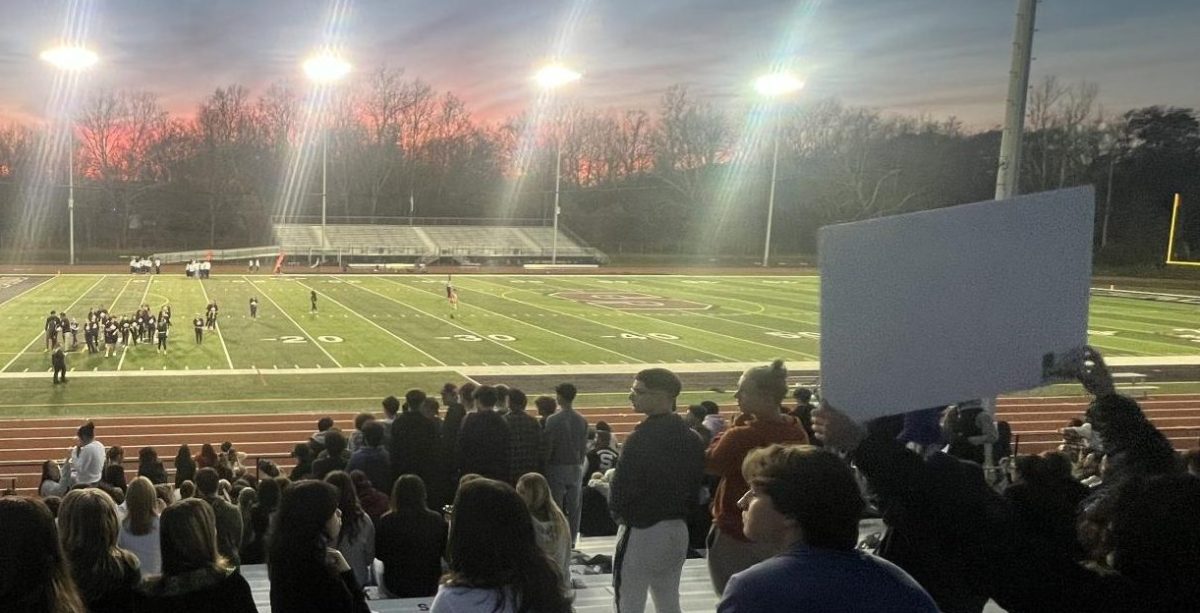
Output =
[{"x1": 0, "y1": 273, "x2": 1196, "y2": 417}]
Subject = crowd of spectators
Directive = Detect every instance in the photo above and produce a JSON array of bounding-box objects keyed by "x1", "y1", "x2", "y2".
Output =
[{"x1": 3, "y1": 347, "x2": 1200, "y2": 612}]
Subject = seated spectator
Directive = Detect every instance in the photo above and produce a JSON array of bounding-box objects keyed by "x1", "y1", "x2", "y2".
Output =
[
  {"x1": 268, "y1": 480, "x2": 370, "y2": 613},
  {"x1": 40, "y1": 459, "x2": 69, "y2": 498},
  {"x1": 432, "y1": 478, "x2": 571, "y2": 612},
  {"x1": 346, "y1": 421, "x2": 390, "y2": 492},
  {"x1": 290, "y1": 443, "x2": 314, "y2": 480},
  {"x1": 347, "y1": 412, "x2": 374, "y2": 454},
  {"x1": 138, "y1": 498, "x2": 257, "y2": 612},
  {"x1": 580, "y1": 471, "x2": 618, "y2": 537},
  {"x1": 718, "y1": 444, "x2": 938, "y2": 612},
  {"x1": 105, "y1": 445, "x2": 125, "y2": 470},
  {"x1": 376, "y1": 475, "x2": 447, "y2": 598},
  {"x1": 102, "y1": 464, "x2": 127, "y2": 494},
  {"x1": 42, "y1": 495, "x2": 63, "y2": 518},
  {"x1": 58, "y1": 488, "x2": 141, "y2": 613},
  {"x1": 586, "y1": 429, "x2": 620, "y2": 479},
  {"x1": 195, "y1": 468, "x2": 242, "y2": 567},
  {"x1": 174, "y1": 445, "x2": 197, "y2": 490},
  {"x1": 194, "y1": 443, "x2": 218, "y2": 470},
  {"x1": 0, "y1": 496, "x2": 86, "y2": 613},
  {"x1": 706, "y1": 360, "x2": 810, "y2": 594},
  {"x1": 789, "y1": 388, "x2": 818, "y2": 441},
  {"x1": 325, "y1": 471, "x2": 375, "y2": 588},
  {"x1": 350, "y1": 470, "x2": 389, "y2": 524},
  {"x1": 219, "y1": 442, "x2": 246, "y2": 478},
  {"x1": 309, "y1": 416, "x2": 336, "y2": 455},
  {"x1": 240, "y1": 477, "x2": 281, "y2": 565},
  {"x1": 137, "y1": 446, "x2": 168, "y2": 485},
  {"x1": 1186, "y1": 449, "x2": 1200, "y2": 477},
  {"x1": 943, "y1": 400, "x2": 999, "y2": 467},
  {"x1": 685, "y1": 404, "x2": 714, "y2": 445},
  {"x1": 236, "y1": 487, "x2": 256, "y2": 556},
  {"x1": 703, "y1": 401, "x2": 728, "y2": 439},
  {"x1": 118, "y1": 477, "x2": 162, "y2": 578},
  {"x1": 1004, "y1": 452, "x2": 1090, "y2": 560},
  {"x1": 257, "y1": 458, "x2": 281, "y2": 478},
  {"x1": 311, "y1": 430, "x2": 349, "y2": 480},
  {"x1": 517, "y1": 473, "x2": 572, "y2": 584},
  {"x1": 178, "y1": 480, "x2": 196, "y2": 500}
]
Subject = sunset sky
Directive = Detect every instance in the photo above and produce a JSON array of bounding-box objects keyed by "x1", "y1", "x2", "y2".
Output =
[{"x1": 1, "y1": 0, "x2": 1197, "y2": 129}]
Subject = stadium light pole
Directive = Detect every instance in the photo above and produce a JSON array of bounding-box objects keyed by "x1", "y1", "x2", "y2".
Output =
[
  {"x1": 303, "y1": 51, "x2": 351, "y2": 251},
  {"x1": 754, "y1": 72, "x2": 804, "y2": 267},
  {"x1": 41, "y1": 45, "x2": 98, "y2": 266},
  {"x1": 535, "y1": 64, "x2": 581, "y2": 265}
]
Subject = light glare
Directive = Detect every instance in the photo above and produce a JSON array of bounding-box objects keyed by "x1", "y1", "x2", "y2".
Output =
[
  {"x1": 535, "y1": 64, "x2": 582, "y2": 90},
  {"x1": 40, "y1": 46, "x2": 98, "y2": 71},
  {"x1": 303, "y1": 53, "x2": 352, "y2": 84},
  {"x1": 754, "y1": 73, "x2": 804, "y2": 97}
]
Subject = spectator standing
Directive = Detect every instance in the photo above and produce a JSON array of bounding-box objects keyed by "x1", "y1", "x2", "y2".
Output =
[
  {"x1": 69, "y1": 421, "x2": 105, "y2": 487},
  {"x1": 609, "y1": 368, "x2": 706, "y2": 613},
  {"x1": 390, "y1": 389, "x2": 442, "y2": 498},
  {"x1": 174, "y1": 444, "x2": 197, "y2": 490},
  {"x1": 350, "y1": 470, "x2": 389, "y2": 524},
  {"x1": 543, "y1": 382, "x2": 589, "y2": 545},
  {"x1": 705, "y1": 360, "x2": 810, "y2": 594},
  {"x1": 505, "y1": 388, "x2": 544, "y2": 483},
  {"x1": 311, "y1": 430, "x2": 349, "y2": 480},
  {"x1": 456, "y1": 385, "x2": 511, "y2": 482},
  {"x1": 137, "y1": 446, "x2": 168, "y2": 485},
  {"x1": 347, "y1": 421, "x2": 391, "y2": 492},
  {"x1": 375, "y1": 475, "x2": 447, "y2": 598}
]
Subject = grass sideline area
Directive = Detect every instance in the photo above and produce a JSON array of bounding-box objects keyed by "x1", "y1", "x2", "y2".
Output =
[{"x1": 0, "y1": 273, "x2": 1196, "y2": 419}]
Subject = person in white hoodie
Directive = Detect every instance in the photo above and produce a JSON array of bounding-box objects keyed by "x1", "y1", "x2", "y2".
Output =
[{"x1": 70, "y1": 420, "x2": 105, "y2": 486}]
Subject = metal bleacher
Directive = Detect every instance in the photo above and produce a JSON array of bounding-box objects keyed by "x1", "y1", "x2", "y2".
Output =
[{"x1": 272, "y1": 223, "x2": 608, "y2": 264}]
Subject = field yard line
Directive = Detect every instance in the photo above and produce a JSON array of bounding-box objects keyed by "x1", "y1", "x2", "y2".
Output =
[
  {"x1": 1083, "y1": 321, "x2": 1200, "y2": 352},
  {"x1": 464, "y1": 277, "x2": 740, "y2": 362},
  {"x1": 0, "y1": 276, "x2": 56, "y2": 311},
  {"x1": 2, "y1": 275, "x2": 109, "y2": 372},
  {"x1": 378, "y1": 277, "x2": 643, "y2": 364},
  {"x1": 118, "y1": 276, "x2": 156, "y2": 371},
  {"x1": 294, "y1": 279, "x2": 447, "y2": 367},
  {"x1": 198, "y1": 280, "x2": 236, "y2": 369},
  {"x1": 617, "y1": 277, "x2": 822, "y2": 330},
  {"x1": 547, "y1": 277, "x2": 819, "y2": 360},
  {"x1": 345, "y1": 277, "x2": 549, "y2": 365},
  {"x1": 250, "y1": 276, "x2": 343, "y2": 367}
]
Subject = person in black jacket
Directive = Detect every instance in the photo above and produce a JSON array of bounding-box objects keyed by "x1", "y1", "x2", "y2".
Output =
[
  {"x1": 268, "y1": 480, "x2": 370, "y2": 613},
  {"x1": 609, "y1": 368, "x2": 706, "y2": 613},
  {"x1": 51, "y1": 346, "x2": 67, "y2": 384},
  {"x1": 455, "y1": 386, "x2": 511, "y2": 482},
  {"x1": 138, "y1": 498, "x2": 257, "y2": 613}
]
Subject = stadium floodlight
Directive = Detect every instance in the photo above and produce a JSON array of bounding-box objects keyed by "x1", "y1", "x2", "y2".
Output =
[
  {"x1": 303, "y1": 51, "x2": 351, "y2": 251},
  {"x1": 40, "y1": 45, "x2": 99, "y2": 71},
  {"x1": 535, "y1": 64, "x2": 582, "y2": 90},
  {"x1": 42, "y1": 44, "x2": 98, "y2": 267},
  {"x1": 535, "y1": 63, "x2": 581, "y2": 265},
  {"x1": 303, "y1": 52, "x2": 351, "y2": 84},
  {"x1": 754, "y1": 72, "x2": 804, "y2": 98},
  {"x1": 755, "y1": 71, "x2": 804, "y2": 267}
]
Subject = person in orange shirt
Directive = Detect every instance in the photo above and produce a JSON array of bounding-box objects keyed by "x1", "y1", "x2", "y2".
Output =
[{"x1": 704, "y1": 359, "x2": 809, "y2": 595}]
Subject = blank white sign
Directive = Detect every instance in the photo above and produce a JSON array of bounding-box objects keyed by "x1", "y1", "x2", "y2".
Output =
[{"x1": 819, "y1": 187, "x2": 1095, "y2": 421}]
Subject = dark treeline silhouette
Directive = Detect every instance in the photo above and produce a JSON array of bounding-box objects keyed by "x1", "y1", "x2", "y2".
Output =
[{"x1": 0, "y1": 71, "x2": 1195, "y2": 263}]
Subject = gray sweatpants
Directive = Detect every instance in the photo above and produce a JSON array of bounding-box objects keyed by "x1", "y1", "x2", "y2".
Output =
[{"x1": 613, "y1": 519, "x2": 688, "y2": 613}]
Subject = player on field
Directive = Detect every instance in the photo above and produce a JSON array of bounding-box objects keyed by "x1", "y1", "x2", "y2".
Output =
[
  {"x1": 104, "y1": 321, "x2": 118, "y2": 357},
  {"x1": 249, "y1": 297, "x2": 259, "y2": 319},
  {"x1": 45, "y1": 310, "x2": 59, "y2": 351},
  {"x1": 156, "y1": 317, "x2": 170, "y2": 354},
  {"x1": 310, "y1": 290, "x2": 318, "y2": 313},
  {"x1": 448, "y1": 287, "x2": 459, "y2": 318}
]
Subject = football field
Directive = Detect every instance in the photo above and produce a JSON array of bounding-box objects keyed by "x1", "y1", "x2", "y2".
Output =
[{"x1": 0, "y1": 273, "x2": 1196, "y2": 417}]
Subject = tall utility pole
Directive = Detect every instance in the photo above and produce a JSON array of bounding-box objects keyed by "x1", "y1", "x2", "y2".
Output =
[{"x1": 994, "y1": 0, "x2": 1038, "y2": 200}]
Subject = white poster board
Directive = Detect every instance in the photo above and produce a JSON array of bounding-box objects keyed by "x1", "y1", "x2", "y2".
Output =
[{"x1": 819, "y1": 187, "x2": 1094, "y2": 421}]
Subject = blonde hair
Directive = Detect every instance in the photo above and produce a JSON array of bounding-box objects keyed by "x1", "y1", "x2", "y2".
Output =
[
  {"x1": 124, "y1": 477, "x2": 158, "y2": 536},
  {"x1": 58, "y1": 489, "x2": 137, "y2": 602},
  {"x1": 740, "y1": 359, "x2": 789, "y2": 402},
  {"x1": 516, "y1": 473, "x2": 569, "y2": 544}
]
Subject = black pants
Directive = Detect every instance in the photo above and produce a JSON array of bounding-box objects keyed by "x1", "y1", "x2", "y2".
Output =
[
  {"x1": 86, "y1": 334, "x2": 96, "y2": 353},
  {"x1": 158, "y1": 335, "x2": 167, "y2": 351},
  {"x1": 195, "y1": 329, "x2": 203, "y2": 343},
  {"x1": 53, "y1": 365, "x2": 66, "y2": 383}
]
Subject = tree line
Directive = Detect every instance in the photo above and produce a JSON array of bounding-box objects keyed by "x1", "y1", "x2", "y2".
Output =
[{"x1": 0, "y1": 69, "x2": 1196, "y2": 264}]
